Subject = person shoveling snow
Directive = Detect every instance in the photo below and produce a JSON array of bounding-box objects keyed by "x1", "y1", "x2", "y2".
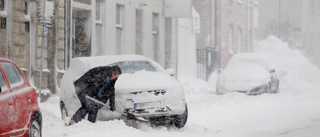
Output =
[{"x1": 65, "y1": 65, "x2": 122, "y2": 126}]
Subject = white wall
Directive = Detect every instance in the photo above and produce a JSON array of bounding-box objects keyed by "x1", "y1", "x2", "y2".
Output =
[
  {"x1": 103, "y1": 0, "x2": 166, "y2": 66},
  {"x1": 177, "y1": 18, "x2": 197, "y2": 78}
]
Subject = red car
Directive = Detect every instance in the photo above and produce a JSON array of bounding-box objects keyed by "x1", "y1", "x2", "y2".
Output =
[{"x1": 0, "y1": 58, "x2": 42, "y2": 136}]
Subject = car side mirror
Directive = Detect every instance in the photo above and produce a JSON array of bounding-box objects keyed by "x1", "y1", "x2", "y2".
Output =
[
  {"x1": 0, "y1": 87, "x2": 2, "y2": 93},
  {"x1": 166, "y1": 68, "x2": 175, "y2": 77}
]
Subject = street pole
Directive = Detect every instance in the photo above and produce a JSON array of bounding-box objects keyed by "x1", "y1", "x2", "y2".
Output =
[
  {"x1": 278, "y1": 0, "x2": 281, "y2": 38},
  {"x1": 175, "y1": 18, "x2": 179, "y2": 80},
  {"x1": 39, "y1": 0, "x2": 46, "y2": 102}
]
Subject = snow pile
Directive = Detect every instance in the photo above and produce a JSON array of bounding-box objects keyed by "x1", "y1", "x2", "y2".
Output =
[{"x1": 254, "y1": 35, "x2": 320, "y2": 97}]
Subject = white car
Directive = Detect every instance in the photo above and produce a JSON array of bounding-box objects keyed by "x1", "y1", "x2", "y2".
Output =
[
  {"x1": 59, "y1": 55, "x2": 188, "y2": 128},
  {"x1": 216, "y1": 53, "x2": 279, "y2": 95}
]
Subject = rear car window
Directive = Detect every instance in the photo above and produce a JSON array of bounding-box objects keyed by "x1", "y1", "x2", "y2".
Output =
[
  {"x1": 116, "y1": 61, "x2": 156, "y2": 74},
  {"x1": 0, "y1": 62, "x2": 24, "y2": 88}
]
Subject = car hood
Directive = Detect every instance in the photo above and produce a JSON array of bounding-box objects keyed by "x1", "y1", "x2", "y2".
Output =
[{"x1": 115, "y1": 71, "x2": 181, "y2": 93}]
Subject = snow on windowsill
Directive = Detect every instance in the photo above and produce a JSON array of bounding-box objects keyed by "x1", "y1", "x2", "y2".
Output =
[
  {"x1": 20, "y1": 67, "x2": 28, "y2": 72},
  {"x1": 0, "y1": 10, "x2": 7, "y2": 17},
  {"x1": 36, "y1": 88, "x2": 51, "y2": 95},
  {"x1": 35, "y1": 69, "x2": 51, "y2": 73},
  {"x1": 56, "y1": 68, "x2": 66, "y2": 74},
  {"x1": 24, "y1": 15, "x2": 31, "y2": 22}
]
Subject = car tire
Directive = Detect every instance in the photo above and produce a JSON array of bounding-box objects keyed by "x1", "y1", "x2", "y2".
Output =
[
  {"x1": 29, "y1": 116, "x2": 41, "y2": 137},
  {"x1": 61, "y1": 102, "x2": 68, "y2": 120},
  {"x1": 173, "y1": 104, "x2": 188, "y2": 128}
]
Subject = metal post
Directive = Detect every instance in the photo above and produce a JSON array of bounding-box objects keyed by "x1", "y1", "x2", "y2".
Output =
[
  {"x1": 39, "y1": 0, "x2": 46, "y2": 102},
  {"x1": 175, "y1": 18, "x2": 179, "y2": 80},
  {"x1": 278, "y1": 0, "x2": 281, "y2": 38}
]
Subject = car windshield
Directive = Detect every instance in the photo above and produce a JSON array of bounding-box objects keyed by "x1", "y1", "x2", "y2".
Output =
[{"x1": 116, "y1": 61, "x2": 157, "y2": 74}]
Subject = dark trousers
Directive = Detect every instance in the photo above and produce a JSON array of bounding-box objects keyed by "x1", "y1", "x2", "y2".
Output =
[{"x1": 72, "y1": 97, "x2": 106, "y2": 123}]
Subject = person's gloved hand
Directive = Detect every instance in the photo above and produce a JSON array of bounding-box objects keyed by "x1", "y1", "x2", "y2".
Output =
[{"x1": 110, "y1": 106, "x2": 116, "y2": 111}]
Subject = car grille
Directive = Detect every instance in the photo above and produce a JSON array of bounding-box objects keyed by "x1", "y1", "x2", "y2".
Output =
[{"x1": 130, "y1": 89, "x2": 167, "y2": 96}]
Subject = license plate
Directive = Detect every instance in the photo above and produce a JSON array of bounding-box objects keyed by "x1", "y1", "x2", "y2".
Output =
[{"x1": 134, "y1": 101, "x2": 161, "y2": 109}]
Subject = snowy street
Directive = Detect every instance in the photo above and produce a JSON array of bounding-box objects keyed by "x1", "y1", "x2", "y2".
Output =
[{"x1": 39, "y1": 37, "x2": 320, "y2": 137}]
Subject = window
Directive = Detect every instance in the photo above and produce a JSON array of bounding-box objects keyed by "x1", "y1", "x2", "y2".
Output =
[
  {"x1": 136, "y1": 9, "x2": 143, "y2": 55},
  {"x1": 1, "y1": 62, "x2": 23, "y2": 88},
  {"x1": 152, "y1": 13, "x2": 159, "y2": 61},
  {"x1": 116, "y1": 4, "x2": 124, "y2": 54},
  {"x1": 238, "y1": 28, "x2": 242, "y2": 53},
  {"x1": 24, "y1": 1, "x2": 28, "y2": 15},
  {"x1": 0, "y1": 17, "x2": 5, "y2": 29},
  {"x1": 74, "y1": 0, "x2": 91, "y2": 5},
  {"x1": 95, "y1": 0, "x2": 104, "y2": 55},
  {"x1": 0, "y1": 70, "x2": 8, "y2": 91},
  {"x1": 228, "y1": 26, "x2": 234, "y2": 54},
  {"x1": 96, "y1": 0, "x2": 103, "y2": 23},
  {"x1": 0, "y1": 0, "x2": 4, "y2": 11},
  {"x1": 117, "y1": 61, "x2": 156, "y2": 74}
]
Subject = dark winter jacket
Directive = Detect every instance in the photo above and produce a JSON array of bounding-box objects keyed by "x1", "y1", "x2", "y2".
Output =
[{"x1": 74, "y1": 66, "x2": 116, "y2": 110}]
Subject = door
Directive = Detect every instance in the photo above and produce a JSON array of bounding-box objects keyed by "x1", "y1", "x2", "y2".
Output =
[
  {"x1": 0, "y1": 65, "x2": 14, "y2": 136},
  {"x1": 1, "y1": 62, "x2": 31, "y2": 135}
]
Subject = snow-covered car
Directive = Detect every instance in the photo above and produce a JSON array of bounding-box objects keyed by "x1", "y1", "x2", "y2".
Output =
[
  {"x1": 0, "y1": 58, "x2": 42, "y2": 136},
  {"x1": 59, "y1": 55, "x2": 188, "y2": 128},
  {"x1": 216, "y1": 53, "x2": 279, "y2": 95}
]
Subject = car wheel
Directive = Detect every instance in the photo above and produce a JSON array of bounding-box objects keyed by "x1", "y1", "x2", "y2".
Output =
[
  {"x1": 173, "y1": 104, "x2": 188, "y2": 128},
  {"x1": 61, "y1": 103, "x2": 68, "y2": 120},
  {"x1": 29, "y1": 117, "x2": 41, "y2": 137}
]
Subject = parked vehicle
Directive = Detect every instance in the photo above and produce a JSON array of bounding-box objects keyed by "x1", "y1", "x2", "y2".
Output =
[
  {"x1": 0, "y1": 58, "x2": 42, "y2": 136},
  {"x1": 59, "y1": 55, "x2": 188, "y2": 128},
  {"x1": 216, "y1": 53, "x2": 279, "y2": 95}
]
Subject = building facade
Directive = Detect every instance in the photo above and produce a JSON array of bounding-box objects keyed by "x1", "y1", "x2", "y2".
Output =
[
  {"x1": 217, "y1": 0, "x2": 255, "y2": 68},
  {"x1": 0, "y1": 0, "x2": 180, "y2": 100},
  {"x1": 0, "y1": 0, "x2": 65, "y2": 98},
  {"x1": 193, "y1": 0, "x2": 256, "y2": 80}
]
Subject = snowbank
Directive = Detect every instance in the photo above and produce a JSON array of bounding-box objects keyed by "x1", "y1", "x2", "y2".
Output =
[{"x1": 254, "y1": 35, "x2": 320, "y2": 97}]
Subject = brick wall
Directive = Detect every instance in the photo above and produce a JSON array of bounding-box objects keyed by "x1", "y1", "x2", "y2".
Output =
[{"x1": 219, "y1": 0, "x2": 253, "y2": 68}]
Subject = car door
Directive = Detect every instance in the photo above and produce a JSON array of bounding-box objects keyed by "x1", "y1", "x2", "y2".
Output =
[
  {"x1": 0, "y1": 64, "x2": 14, "y2": 136},
  {"x1": 1, "y1": 62, "x2": 31, "y2": 135}
]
